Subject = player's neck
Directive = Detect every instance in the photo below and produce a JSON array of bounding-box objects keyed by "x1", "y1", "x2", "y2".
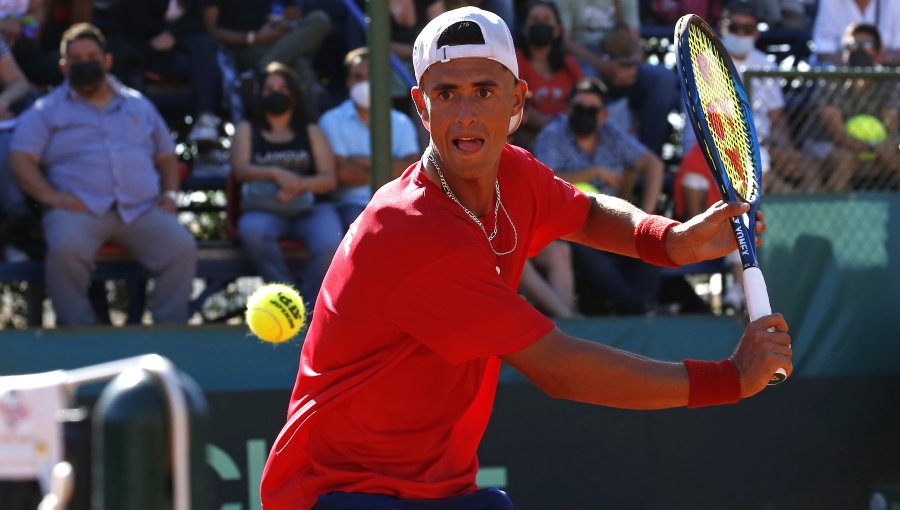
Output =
[{"x1": 424, "y1": 150, "x2": 496, "y2": 217}]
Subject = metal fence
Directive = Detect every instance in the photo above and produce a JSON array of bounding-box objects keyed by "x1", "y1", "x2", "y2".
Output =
[{"x1": 744, "y1": 68, "x2": 900, "y2": 193}]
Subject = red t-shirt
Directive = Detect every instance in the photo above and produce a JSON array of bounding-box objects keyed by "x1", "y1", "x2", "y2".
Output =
[
  {"x1": 260, "y1": 145, "x2": 589, "y2": 509},
  {"x1": 516, "y1": 49, "x2": 584, "y2": 117},
  {"x1": 673, "y1": 144, "x2": 718, "y2": 220}
]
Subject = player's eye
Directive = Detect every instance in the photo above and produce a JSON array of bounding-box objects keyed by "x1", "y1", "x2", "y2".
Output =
[
  {"x1": 438, "y1": 90, "x2": 455, "y2": 101},
  {"x1": 476, "y1": 89, "x2": 493, "y2": 99}
]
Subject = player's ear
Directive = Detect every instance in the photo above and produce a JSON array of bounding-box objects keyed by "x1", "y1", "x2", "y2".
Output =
[
  {"x1": 512, "y1": 79, "x2": 527, "y2": 119},
  {"x1": 411, "y1": 86, "x2": 430, "y2": 132}
]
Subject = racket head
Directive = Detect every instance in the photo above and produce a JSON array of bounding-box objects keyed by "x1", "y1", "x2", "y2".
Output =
[
  {"x1": 676, "y1": 15, "x2": 763, "y2": 204},
  {"x1": 675, "y1": 14, "x2": 764, "y2": 268}
]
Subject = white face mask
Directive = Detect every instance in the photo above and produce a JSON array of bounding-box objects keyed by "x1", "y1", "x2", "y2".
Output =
[
  {"x1": 722, "y1": 33, "x2": 755, "y2": 58},
  {"x1": 350, "y1": 80, "x2": 370, "y2": 109}
]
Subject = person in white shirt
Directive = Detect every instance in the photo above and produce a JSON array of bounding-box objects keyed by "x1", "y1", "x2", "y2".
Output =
[
  {"x1": 812, "y1": 0, "x2": 900, "y2": 66},
  {"x1": 319, "y1": 47, "x2": 421, "y2": 229}
]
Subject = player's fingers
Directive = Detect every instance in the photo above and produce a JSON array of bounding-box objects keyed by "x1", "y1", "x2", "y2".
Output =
[
  {"x1": 718, "y1": 200, "x2": 750, "y2": 218},
  {"x1": 769, "y1": 350, "x2": 794, "y2": 378},
  {"x1": 765, "y1": 331, "x2": 793, "y2": 349},
  {"x1": 751, "y1": 312, "x2": 789, "y2": 333}
]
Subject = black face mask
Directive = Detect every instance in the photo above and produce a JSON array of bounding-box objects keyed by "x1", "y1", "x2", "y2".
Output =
[
  {"x1": 847, "y1": 48, "x2": 875, "y2": 67},
  {"x1": 527, "y1": 22, "x2": 556, "y2": 48},
  {"x1": 260, "y1": 91, "x2": 293, "y2": 115},
  {"x1": 68, "y1": 60, "x2": 105, "y2": 90},
  {"x1": 568, "y1": 104, "x2": 600, "y2": 136}
]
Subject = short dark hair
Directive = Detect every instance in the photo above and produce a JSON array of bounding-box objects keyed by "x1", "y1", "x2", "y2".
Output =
[
  {"x1": 845, "y1": 22, "x2": 882, "y2": 51},
  {"x1": 344, "y1": 47, "x2": 368, "y2": 70},
  {"x1": 436, "y1": 20, "x2": 486, "y2": 47},
  {"x1": 60, "y1": 22, "x2": 106, "y2": 58},
  {"x1": 722, "y1": 0, "x2": 759, "y2": 21},
  {"x1": 569, "y1": 77, "x2": 608, "y2": 105}
]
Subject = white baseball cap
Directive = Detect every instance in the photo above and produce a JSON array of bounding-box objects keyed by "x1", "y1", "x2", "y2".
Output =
[{"x1": 412, "y1": 6, "x2": 523, "y2": 134}]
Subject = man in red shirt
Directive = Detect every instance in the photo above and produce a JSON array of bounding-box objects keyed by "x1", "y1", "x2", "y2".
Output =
[{"x1": 260, "y1": 7, "x2": 792, "y2": 510}]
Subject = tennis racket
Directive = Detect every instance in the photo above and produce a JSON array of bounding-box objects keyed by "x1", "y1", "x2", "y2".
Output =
[{"x1": 675, "y1": 14, "x2": 786, "y2": 385}]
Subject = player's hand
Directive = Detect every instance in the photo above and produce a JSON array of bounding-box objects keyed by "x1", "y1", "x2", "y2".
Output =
[
  {"x1": 732, "y1": 313, "x2": 792, "y2": 398},
  {"x1": 666, "y1": 200, "x2": 765, "y2": 265}
]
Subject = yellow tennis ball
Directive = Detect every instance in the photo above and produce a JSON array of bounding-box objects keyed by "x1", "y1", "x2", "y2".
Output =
[
  {"x1": 245, "y1": 283, "x2": 306, "y2": 343},
  {"x1": 575, "y1": 182, "x2": 601, "y2": 194},
  {"x1": 846, "y1": 114, "x2": 887, "y2": 161}
]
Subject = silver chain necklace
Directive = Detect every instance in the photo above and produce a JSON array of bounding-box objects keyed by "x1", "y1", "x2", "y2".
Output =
[{"x1": 427, "y1": 151, "x2": 518, "y2": 257}]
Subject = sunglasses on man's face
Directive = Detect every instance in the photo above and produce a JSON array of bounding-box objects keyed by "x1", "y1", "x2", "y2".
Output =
[
  {"x1": 726, "y1": 21, "x2": 757, "y2": 35},
  {"x1": 845, "y1": 40, "x2": 876, "y2": 51}
]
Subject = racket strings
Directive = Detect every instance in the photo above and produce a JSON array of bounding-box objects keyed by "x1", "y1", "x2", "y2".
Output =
[{"x1": 687, "y1": 25, "x2": 760, "y2": 202}]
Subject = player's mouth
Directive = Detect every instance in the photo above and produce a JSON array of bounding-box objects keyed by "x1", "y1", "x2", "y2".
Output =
[{"x1": 452, "y1": 136, "x2": 484, "y2": 154}]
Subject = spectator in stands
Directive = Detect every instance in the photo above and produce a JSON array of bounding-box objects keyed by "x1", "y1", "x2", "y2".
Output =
[
  {"x1": 811, "y1": 0, "x2": 900, "y2": 66},
  {"x1": 98, "y1": 0, "x2": 222, "y2": 144},
  {"x1": 518, "y1": 240, "x2": 580, "y2": 318},
  {"x1": 805, "y1": 23, "x2": 900, "y2": 190},
  {"x1": 230, "y1": 62, "x2": 342, "y2": 304},
  {"x1": 513, "y1": 0, "x2": 583, "y2": 148},
  {"x1": 0, "y1": 32, "x2": 36, "y2": 262},
  {"x1": 319, "y1": 47, "x2": 420, "y2": 230},
  {"x1": 203, "y1": 0, "x2": 331, "y2": 117},
  {"x1": 534, "y1": 77, "x2": 665, "y2": 314},
  {"x1": 556, "y1": 0, "x2": 680, "y2": 156},
  {"x1": 347, "y1": 0, "x2": 445, "y2": 113},
  {"x1": 459, "y1": 0, "x2": 515, "y2": 28},
  {"x1": 9, "y1": 23, "x2": 197, "y2": 326},
  {"x1": 646, "y1": 0, "x2": 724, "y2": 26},
  {"x1": 0, "y1": 0, "x2": 75, "y2": 86}
]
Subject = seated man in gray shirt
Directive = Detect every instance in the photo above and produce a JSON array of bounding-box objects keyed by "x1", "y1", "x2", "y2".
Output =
[{"x1": 10, "y1": 23, "x2": 197, "y2": 326}]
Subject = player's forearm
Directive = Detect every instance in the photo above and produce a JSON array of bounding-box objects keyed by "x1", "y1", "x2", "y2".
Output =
[{"x1": 504, "y1": 331, "x2": 690, "y2": 409}]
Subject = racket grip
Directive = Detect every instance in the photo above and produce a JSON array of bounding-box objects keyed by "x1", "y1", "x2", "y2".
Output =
[
  {"x1": 742, "y1": 267, "x2": 787, "y2": 385},
  {"x1": 742, "y1": 266, "x2": 771, "y2": 321}
]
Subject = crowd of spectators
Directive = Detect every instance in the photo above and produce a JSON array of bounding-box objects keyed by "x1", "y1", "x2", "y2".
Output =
[{"x1": 0, "y1": 0, "x2": 896, "y2": 326}]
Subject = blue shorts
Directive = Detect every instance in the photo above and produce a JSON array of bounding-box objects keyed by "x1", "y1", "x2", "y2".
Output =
[{"x1": 312, "y1": 487, "x2": 513, "y2": 510}]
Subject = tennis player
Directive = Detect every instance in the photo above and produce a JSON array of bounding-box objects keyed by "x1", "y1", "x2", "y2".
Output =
[{"x1": 261, "y1": 7, "x2": 792, "y2": 510}]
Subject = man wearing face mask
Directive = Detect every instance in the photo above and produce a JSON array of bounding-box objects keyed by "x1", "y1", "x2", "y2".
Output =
[
  {"x1": 514, "y1": 0, "x2": 583, "y2": 149},
  {"x1": 8, "y1": 23, "x2": 198, "y2": 326},
  {"x1": 692, "y1": 1, "x2": 830, "y2": 194},
  {"x1": 318, "y1": 47, "x2": 420, "y2": 229},
  {"x1": 534, "y1": 77, "x2": 665, "y2": 315}
]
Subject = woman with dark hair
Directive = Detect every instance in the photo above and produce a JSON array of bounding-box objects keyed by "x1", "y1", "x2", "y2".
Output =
[
  {"x1": 230, "y1": 61, "x2": 342, "y2": 305},
  {"x1": 515, "y1": 0, "x2": 583, "y2": 146}
]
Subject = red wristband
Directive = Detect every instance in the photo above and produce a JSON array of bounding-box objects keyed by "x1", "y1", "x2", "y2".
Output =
[
  {"x1": 683, "y1": 359, "x2": 742, "y2": 408},
  {"x1": 635, "y1": 215, "x2": 680, "y2": 268}
]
